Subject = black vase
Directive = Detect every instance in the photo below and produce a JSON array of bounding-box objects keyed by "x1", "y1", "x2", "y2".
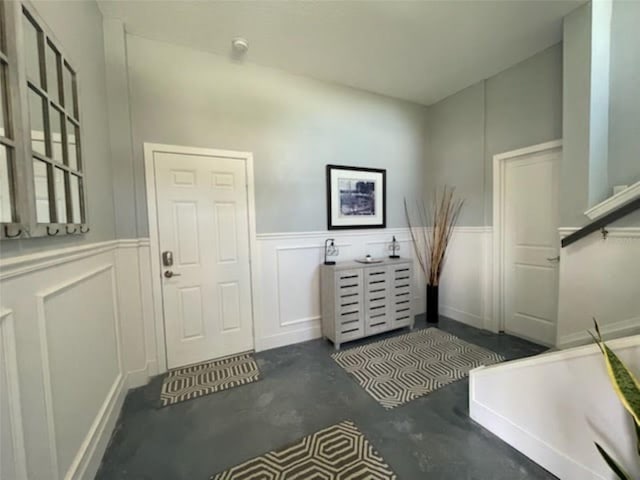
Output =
[{"x1": 426, "y1": 284, "x2": 439, "y2": 323}]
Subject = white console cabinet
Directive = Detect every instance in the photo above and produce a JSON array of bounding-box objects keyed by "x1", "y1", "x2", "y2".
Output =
[{"x1": 320, "y1": 258, "x2": 414, "y2": 350}]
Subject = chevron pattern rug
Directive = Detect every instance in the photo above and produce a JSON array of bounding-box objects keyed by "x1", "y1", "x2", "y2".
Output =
[
  {"x1": 211, "y1": 420, "x2": 396, "y2": 479},
  {"x1": 332, "y1": 328, "x2": 504, "y2": 409},
  {"x1": 160, "y1": 353, "x2": 259, "y2": 407}
]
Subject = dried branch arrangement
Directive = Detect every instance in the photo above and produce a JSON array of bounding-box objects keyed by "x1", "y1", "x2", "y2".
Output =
[{"x1": 404, "y1": 187, "x2": 464, "y2": 286}]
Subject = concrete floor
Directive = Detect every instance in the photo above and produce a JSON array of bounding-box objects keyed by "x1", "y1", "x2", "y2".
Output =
[{"x1": 97, "y1": 316, "x2": 556, "y2": 479}]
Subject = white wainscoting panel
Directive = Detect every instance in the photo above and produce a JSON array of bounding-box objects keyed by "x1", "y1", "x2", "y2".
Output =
[
  {"x1": 0, "y1": 239, "x2": 154, "y2": 480},
  {"x1": 0, "y1": 309, "x2": 28, "y2": 480},
  {"x1": 439, "y1": 227, "x2": 493, "y2": 330},
  {"x1": 470, "y1": 335, "x2": 640, "y2": 479},
  {"x1": 557, "y1": 227, "x2": 640, "y2": 348},
  {"x1": 36, "y1": 264, "x2": 122, "y2": 480},
  {"x1": 254, "y1": 227, "x2": 492, "y2": 351}
]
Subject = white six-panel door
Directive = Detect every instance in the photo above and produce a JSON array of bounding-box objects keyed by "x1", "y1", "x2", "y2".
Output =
[
  {"x1": 503, "y1": 149, "x2": 560, "y2": 345},
  {"x1": 154, "y1": 150, "x2": 253, "y2": 368}
]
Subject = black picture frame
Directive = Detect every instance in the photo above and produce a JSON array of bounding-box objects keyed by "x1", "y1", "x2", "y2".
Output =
[{"x1": 326, "y1": 164, "x2": 387, "y2": 230}]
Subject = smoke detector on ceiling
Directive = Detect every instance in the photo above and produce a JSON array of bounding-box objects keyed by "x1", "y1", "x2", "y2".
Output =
[{"x1": 232, "y1": 37, "x2": 249, "y2": 54}]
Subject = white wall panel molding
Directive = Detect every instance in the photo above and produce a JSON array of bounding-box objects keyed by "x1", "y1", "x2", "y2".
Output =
[
  {"x1": 470, "y1": 335, "x2": 640, "y2": 479},
  {"x1": 254, "y1": 227, "x2": 493, "y2": 351},
  {"x1": 557, "y1": 226, "x2": 640, "y2": 347},
  {"x1": 440, "y1": 227, "x2": 494, "y2": 332},
  {"x1": 0, "y1": 239, "x2": 154, "y2": 480},
  {"x1": 559, "y1": 226, "x2": 640, "y2": 238},
  {"x1": 35, "y1": 264, "x2": 123, "y2": 480},
  {"x1": 0, "y1": 241, "x2": 119, "y2": 281},
  {"x1": 0, "y1": 309, "x2": 28, "y2": 480},
  {"x1": 0, "y1": 238, "x2": 151, "y2": 280},
  {"x1": 558, "y1": 316, "x2": 640, "y2": 349},
  {"x1": 584, "y1": 179, "x2": 640, "y2": 220}
]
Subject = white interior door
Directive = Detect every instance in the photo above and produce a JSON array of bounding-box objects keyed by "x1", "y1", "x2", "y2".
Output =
[
  {"x1": 504, "y1": 149, "x2": 560, "y2": 345},
  {"x1": 154, "y1": 150, "x2": 253, "y2": 368}
]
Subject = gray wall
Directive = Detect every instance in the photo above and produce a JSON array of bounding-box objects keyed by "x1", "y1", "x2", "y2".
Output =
[
  {"x1": 561, "y1": 4, "x2": 592, "y2": 227},
  {"x1": 426, "y1": 44, "x2": 564, "y2": 226},
  {"x1": 426, "y1": 83, "x2": 485, "y2": 226},
  {"x1": 0, "y1": 0, "x2": 116, "y2": 258},
  {"x1": 125, "y1": 35, "x2": 429, "y2": 236},
  {"x1": 608, "y1": 0, "x2": 640, "y2": 189}
]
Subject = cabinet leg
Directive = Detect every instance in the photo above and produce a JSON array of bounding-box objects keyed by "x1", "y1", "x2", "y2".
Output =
[{"x1": 334, "y1": 342, "x2": 340, "y2": 351}]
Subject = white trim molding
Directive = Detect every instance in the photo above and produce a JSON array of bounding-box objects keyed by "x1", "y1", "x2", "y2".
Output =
[
  {"x1": 556, "y1": 226, "x2": 640, "y2": 348},
  {"x1": 143, "y1": 142, "x2": 259, "y2": 374},
  {"x1": 470, "y1": 335, "x2": 640, "y2": 479},
  {"x1": 492, "y1": 139, "x2": 562, "y2": 335},
  {"x1": 254, "y1": 226, "x2": 493, "y2": 351},
  {"x1": 0, "y1": 309, "x2": 28, "y2": 480},
  {"x1": 584, "y1": 179, "x2": 640, "y2": 220},
  {"x1": 0, "y1": 238, "x2": 155, "y2": 480},
  {"x1": 559, "y1": 226, "x2": 640, "y2": 239}
]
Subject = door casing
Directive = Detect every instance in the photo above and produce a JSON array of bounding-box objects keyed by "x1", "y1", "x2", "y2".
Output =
[
  {"x1": 144, "y1": 143, "x2": 259, "y2": 373},
  {"x1": 492, "y1": 139, "x2": 562, "y2": 341}
]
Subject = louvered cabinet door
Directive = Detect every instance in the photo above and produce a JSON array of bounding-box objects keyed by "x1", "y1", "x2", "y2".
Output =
[
  {"x1": 335, "y1": 269, "x2": 364, "y2": 342},
  {"x1": 364, "y1": 266, "x2": 390, "y2": 335},
  {"x1": 391, "y1": 263, "x2": 413, "y2": 328}
]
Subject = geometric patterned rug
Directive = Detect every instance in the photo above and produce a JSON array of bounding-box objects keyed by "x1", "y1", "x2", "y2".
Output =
[
  {"x1": 210, "y1": 420, "x2": 397, "y2": 479},
  {"x1": 332, "y1": 328, "x2": 504, "y2": 409},
  {"x1": 159, "y1": 353, "x2": 259, "y2": 407}
]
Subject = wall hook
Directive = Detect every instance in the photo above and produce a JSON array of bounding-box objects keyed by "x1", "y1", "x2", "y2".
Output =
[
  {"x1": 600, "y1": 227, "x2": 609, "y2": 240},
  {"x1": 47, "y1": 226, "x2": 59, "y2": 236},
  {"x1": 80, "y1": 225, "x2": 90, "y2": 234},
  {"x1": 4, "y1": 225, "x2": 22, "y2": 238},
  {"x1": 66, "y1": 226, "x2": 78, "y2": 234}
]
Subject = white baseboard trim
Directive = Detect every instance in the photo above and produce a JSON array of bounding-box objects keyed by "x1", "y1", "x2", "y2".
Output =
[
  {"x1": 469, "y1": 397, "x2": 602, "y2": 480},
  {"x1": 255, "y1": 324, "x2": 322, "y2": 352},
  {"x1": 584, "y1": 179, "x2": 640, "y2": 220},
  {"x1": 77, "y1": 363, "x2": 153, "y2": 479},
  {"x1": 126, "y1": 360, "x2": 156, "y2": 389},
  {"x1": 557, "y1": 316, "x2": 640, "y2": 349},
  {"x1": 71, "y1": 374, "x2": 127, "y2": 480},
  {"x1": 440, "y1": 305, "x2": 484, "y2": 329}
]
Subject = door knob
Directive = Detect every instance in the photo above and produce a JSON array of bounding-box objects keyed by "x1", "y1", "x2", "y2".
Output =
[{"x1": 164, "y1": 270, "x2": 181, "y2": 278}]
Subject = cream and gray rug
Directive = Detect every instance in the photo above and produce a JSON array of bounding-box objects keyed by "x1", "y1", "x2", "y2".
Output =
[
  {"x1": 160, "y1": 353, "x2": 259, "y2": 407},
  {"x1": 332, "y1": 328, "x2": 504, "y2": 409},
  {"x1": 211, "y1": 420, "x2": 396, "y2": 479}
]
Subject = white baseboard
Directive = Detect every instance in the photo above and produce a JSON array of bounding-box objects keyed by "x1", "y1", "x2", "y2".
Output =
[
  {"x1": 440, "y1": 305, "x2": 484, "y2": 329},
  {"x1": 558, "y1": 316, "x2": 640, "y2": 349},
  {"x1": 72, "y1": 374, "x2": 127, "y2": 480},
  {"x1": 77, "y1": 362, "x2": 153, "y2": 479},
  {"x1": 469, "y1": 397, "x2": 602, "y2": 479},
  {"x1": 126, "y1": 361, "x2": 156, "y2": 389},
  {"x1": 470, "y1": 335, "x2": 640, "y2": 479},
  {"x1": 255, "y1": 324, "x2": 322, "y2": 352}
]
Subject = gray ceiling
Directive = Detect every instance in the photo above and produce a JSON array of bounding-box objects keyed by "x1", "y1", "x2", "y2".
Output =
[{"x1": 97, "y1": 0, "x2": 584, "y2": 105}]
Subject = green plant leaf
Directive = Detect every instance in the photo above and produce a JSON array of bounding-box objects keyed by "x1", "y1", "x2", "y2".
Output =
[
  {"x1": 595, "y1": 442, "x2": 631, "y2": 480},
  {"x1": 592, "y1": 320, "x2": 640, "y2": 426}
]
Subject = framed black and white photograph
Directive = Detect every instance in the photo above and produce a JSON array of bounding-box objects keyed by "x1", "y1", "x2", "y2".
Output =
[{"x1": 326, "y1": 165, "x2": 386, "y2": 230}]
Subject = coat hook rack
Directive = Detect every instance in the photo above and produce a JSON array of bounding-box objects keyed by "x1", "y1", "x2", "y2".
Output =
[
  {"x1": 80, "y1": 225, "x2": 90, "y2": 234},
  {"x1": 47, "y1": 226, "x2": 59, "y2": 236},
  {"x1": 4, "y1": 225, "x2": 22, "y2": 238},
  {"x1": 600, "y1": 227, "x2": 609, "y2": 240},
  {"x1": 66, "y1": 226, "x2": 78, "y2": 234}
]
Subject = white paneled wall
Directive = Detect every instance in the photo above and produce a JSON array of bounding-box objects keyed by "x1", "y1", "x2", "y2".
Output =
[
  {"x1": 253, "y1": 227, "x2": 494, "y2": 351},
  {"x1": 557, "y1": 227, "x2": 640, "y2": 347},
  {"x1": 0, "y1": 240, "x2": 155, "y2": 480},
  {"x1": 439, "y1": 227, "x2": 494, "y2": 330},
  {"x1": 470, "y1": 335, "x2": 640, "y2": 479},
  {"x1": 0, "y1": 309, "x2": 28, "y2": 480}
]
